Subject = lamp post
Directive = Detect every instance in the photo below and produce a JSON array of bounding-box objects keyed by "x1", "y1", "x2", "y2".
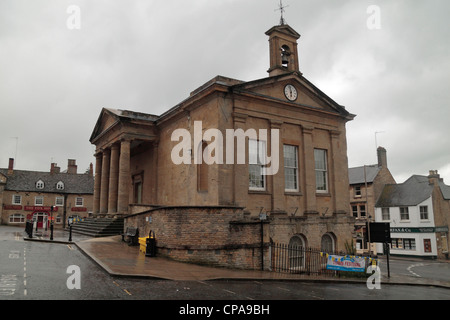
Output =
[
  {"x1": 50, "y1": 206, "x2": 54, "y2": 241},
  {"x1": 259, "y1": 210, "x2": 267, "y2": 271},
  {"x1": 68, "y1": 216, "x2": 73, "y2": 242}
]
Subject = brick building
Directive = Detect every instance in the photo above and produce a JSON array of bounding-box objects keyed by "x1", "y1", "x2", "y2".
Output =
[
  {"x1": 90, "y1": 23, "x2": 356, "y2": 269},
  {"x1": 0, "y1": 158, "x2": 94, "y2": 229},
  {"x1": 348, "y1": 147, "x2": 396, "y2": 254}
]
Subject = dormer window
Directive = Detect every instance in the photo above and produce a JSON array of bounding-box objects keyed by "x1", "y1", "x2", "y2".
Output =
[
  {"x1": 56, "y1": 181, "x2": 65, "y2": 190},
  {"x1": 36, "y1": 180, "x2": 45, "y2": 189}
]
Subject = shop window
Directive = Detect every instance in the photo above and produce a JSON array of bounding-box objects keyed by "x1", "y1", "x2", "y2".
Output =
[{"x1": 9, "y1": 214, "x2": 25, "y2": 223}]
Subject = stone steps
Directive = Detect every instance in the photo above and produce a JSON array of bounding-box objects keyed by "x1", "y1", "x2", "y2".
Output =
[{"x1": 68, "y1": 217, "x2": 124, "y2": 237}]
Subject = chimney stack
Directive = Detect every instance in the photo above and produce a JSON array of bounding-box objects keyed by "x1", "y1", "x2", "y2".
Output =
[
  {"x1": 50, "y1": 163, "x2": 61, "y2": 174},
  {"x1": 428, "y1": 170, "x2": 442, "y2": 185},
  {"x1": 88, "y1": 163, "x2": 93, "y2": 176},
  {"x1": 377, "y1": 147, "x2": 388, "y2": 168},
  {"x1": 67, "y1": 159, "x2": 77, "y2": 174},
  {"x1": 7, "y1": 158, "x2": 14, "y2": 175}
]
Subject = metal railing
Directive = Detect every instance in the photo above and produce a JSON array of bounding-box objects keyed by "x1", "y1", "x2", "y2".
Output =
[
  {"x1": 271, "y1": 242, "x2": 380, "y2": 278},
  {"x1": 271, "y1": 243, "x2": 341, "y2": 276}
]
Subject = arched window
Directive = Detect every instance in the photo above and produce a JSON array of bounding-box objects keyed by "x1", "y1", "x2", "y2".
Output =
[
  {"x1": 36, "y1": 180, "x2": 45, "y2": 189},
  {"x1": 321, "y1": 233, "x2": 335, "y2": 253},
  {"x1": 197, "y1": 142, "x2": 208, "y2": 192},
  {"x1": 56, "y1": 181, "x2": 64, "y2": 190},
  {"x1": 288, "y1": 235, "x2": 306, "y2": 270}
]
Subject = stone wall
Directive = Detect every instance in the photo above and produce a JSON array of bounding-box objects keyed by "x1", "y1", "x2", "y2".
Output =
[
  {"x1": 125, "y1": 205, "x2": 270, "y2": 270},
  {"x1": 269, "y1": 212, "x2": 355, "y2": 251}
]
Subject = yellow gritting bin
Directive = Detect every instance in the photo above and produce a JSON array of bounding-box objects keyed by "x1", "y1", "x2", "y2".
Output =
[{"x1": 139, "y1": 237, "x2": 149, "y2": 253}]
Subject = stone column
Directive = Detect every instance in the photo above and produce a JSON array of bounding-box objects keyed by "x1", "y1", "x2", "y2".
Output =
[
  {"x1": 99, "y1": 149, "x2": 110, "y2": 214},
  {"x1": 108, "y1": 144, "x2": 120, "y2": 214},
  {"x1": 117, "y1": 139, "x2": 131, "y2": 214},
  {"x1": 330, "y1": 130, "x2": 349, "y2": 215},
  {"x1": 232, "y1": 113, "x2": 248, "y2": 208},
  {"x1": 270, "y1": 120, "x2": 284, "y2": 212},
  {"x1": 93, "y1": 152, "x2": 102, "y2": 215},
  {"x1": 302, "y1": 125, "x2": 317, "y2": 214}
]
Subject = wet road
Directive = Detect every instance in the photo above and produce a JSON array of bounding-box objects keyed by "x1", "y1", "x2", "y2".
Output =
[{"x1": 1, "y1": 226, "x2": 450, "y2": 302}]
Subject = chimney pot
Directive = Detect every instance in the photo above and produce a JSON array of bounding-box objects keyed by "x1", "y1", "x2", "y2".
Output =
[{"x1": 428, "y1": 170, "x2": 440, "y2": 185}]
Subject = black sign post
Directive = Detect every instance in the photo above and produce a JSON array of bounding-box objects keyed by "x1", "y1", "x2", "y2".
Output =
[{"x1": 366, "y1": 222, "x2": 391, "y2": 278}]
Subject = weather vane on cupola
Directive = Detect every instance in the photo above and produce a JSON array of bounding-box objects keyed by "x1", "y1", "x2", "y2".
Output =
[{"x1": 275, "y1": 0, "x2": 289, "y2": 25}]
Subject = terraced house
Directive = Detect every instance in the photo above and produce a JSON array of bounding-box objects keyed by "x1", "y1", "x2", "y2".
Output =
[
  {"x1": 0, "y1": 158, "x2": 94, "y2": 229},
  {"x1": 89, "y1": 22, "x2": 356, "y2": 270}
]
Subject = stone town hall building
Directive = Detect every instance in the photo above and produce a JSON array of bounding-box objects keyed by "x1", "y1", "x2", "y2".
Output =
[{"x1": 90, "y1": 22, "x2": 356, "y2": 270}]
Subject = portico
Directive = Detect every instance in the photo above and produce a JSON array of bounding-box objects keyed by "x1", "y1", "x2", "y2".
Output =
[{"x1": 90, "y1": 109, "x2": 158, "y2": 216}]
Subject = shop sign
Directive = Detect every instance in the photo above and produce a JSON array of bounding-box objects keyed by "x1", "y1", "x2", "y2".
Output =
[
  {"x1": 3, "y1": 205, "x2": 22, "y2": 210},
  {"x1": 24, "y1": 206, "x2": 58, "y2": 212},
  {"x1": 391, "y1": 227, "x2": 448, "y2": 233},
  {"x1": 71, "y1": 207, "x2": 87, "y2": 212}
]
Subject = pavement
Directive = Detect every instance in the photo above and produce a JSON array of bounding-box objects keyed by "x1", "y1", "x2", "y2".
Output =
[{"x1": 21, "y1": 227, "x2": 450, "y2": 288}]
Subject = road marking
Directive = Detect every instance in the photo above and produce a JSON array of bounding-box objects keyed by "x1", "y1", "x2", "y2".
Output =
[
  {"x1": 277, "y1": 286, "x2": 290, "y2": 292},
  {"x1": 9, "y1": 251, "x2": 20, "y2": 259},
  {"x1": 0, "y1": 275, "x2": 18, "y2": 296},
  {"x1": 123, "y1": 289, "x2": 132, "y2": 295},
  {"x1": 407, "y1": 263, "x2": 424, "y2": 278},
  {"x1": 23, "y1": 248, "x2": 27, "y2": 297},
  {"x1": 223, "y1": 289, "x2": 236, "y2": 295}
]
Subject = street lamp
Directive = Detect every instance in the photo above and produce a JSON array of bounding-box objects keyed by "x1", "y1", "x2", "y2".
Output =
[
  {"x1": 50, "y1": 206, "x2": 54, "y2": 241},
  {"x1": 68, "y1": 216, "x2": 73, "y2": 242},
  {"x1": 259, "y1": 208, "x2": 267, "y2": 271}
]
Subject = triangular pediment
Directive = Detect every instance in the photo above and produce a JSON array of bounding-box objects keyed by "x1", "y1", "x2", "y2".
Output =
[
  {"x1": 232, "y1": 73, "x2": 353, "y2": 119},
  {"x1": 265, "y1": 24, "x2": 301, "y2": 40},
  {"x1": 89, "y1": 108, "x2": 121, "y2": 143}
]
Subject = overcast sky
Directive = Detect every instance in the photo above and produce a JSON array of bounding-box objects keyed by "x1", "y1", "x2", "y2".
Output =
[{"x1": 1, "y1": 0, "x2": 449, "y2": 185}]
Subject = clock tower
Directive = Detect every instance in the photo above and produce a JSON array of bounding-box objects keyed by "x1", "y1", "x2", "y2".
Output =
[{"x1": 265, "y1": 24, "x2": 301, "y2": 77}]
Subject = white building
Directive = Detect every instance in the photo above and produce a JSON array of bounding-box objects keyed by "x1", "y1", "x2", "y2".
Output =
[{"x1": 374, "y1": 172, "x2": 450, "y2": 259}]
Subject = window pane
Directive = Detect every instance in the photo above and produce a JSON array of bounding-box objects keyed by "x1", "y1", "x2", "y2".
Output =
[
  {"x1": 249, "y1": 140, "x2": 266, "y2": 190},
  {"x1": 284, "y1": 145, "x2": 298, "y2": 191},
  {"x1": 315, "y1": 171, "x2": 327, "y2": 191},
  {"x1": 314, "y1": 149, "x2": 328, "y2": 192},
  {"x1": 314, "y1": 149, "x2": 326, "y2": 170}
]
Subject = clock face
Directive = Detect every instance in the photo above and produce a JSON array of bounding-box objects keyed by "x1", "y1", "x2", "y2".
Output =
[{"x1": 284, "y1": 84, "x2": 298, "y2": 101}]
